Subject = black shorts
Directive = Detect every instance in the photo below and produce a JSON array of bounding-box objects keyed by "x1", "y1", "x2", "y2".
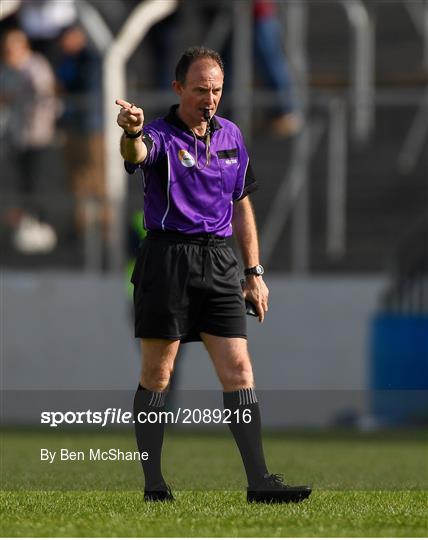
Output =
[{"x1": 131, "y1": 230, "x2": 247, "y2": 343}]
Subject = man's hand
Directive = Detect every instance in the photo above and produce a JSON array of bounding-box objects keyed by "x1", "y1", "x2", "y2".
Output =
[
  {"x1": 115, "y1": 98, "x2": 144, "y2": 134},
  {"x1": 243, "y1": 275, "x2": 269, "y2": 323}
]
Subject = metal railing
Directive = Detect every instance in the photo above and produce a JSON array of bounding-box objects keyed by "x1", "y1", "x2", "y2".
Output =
[
  {"x1": 103, "y1": 0, "x2": 178, "y2": 272},
  {"x1": 397, "y1": 0, "x2": 428, "y2": 174}
]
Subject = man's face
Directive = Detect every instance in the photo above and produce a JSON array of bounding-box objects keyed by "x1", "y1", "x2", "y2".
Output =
[
  {"x1": 2, "y1": 31, "x2": 29, "y2": 68},
  {"x1": 173, "y1": 58, "x2": 224, "y2": 125}
]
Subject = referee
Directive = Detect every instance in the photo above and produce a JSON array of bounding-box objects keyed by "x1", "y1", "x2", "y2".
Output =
[{"x1": 116, "y1": 46, "x2": 311, "y2": 504}]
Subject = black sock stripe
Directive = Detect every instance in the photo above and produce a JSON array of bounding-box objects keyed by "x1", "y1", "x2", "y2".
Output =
[
  {"x1": 226, "y1": 388, "x2": 258, "y2": 406},
  {"x1": 148, "y1": 391, "x2": 166, "y2": 408},
  {"x1": 242, "y1": 387, "x2": 257, "y2": 405}
]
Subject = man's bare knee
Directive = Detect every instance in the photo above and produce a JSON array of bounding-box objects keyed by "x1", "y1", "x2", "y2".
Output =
[
  {"x1": 139, "y1": 338, "x2": 179, "y2": 391},
  {"x1": 201, "y1": 335, "x2": 255, "y2": 391},
  {"x1": 221, "y1": 360, "x2": 254, "y2": 391},
  {"x1": 141, "y1": 363, "x2": 172, "y2": 391}
]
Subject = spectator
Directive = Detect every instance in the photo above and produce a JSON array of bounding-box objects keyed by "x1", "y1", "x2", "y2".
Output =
[
  {"x1": 55, "y1": 25, "x2": 109, "y2": 238},
  {"x1": 0, "y1": 27, "x2": 57, "y2": 253},
  {"x1": 18, "y1": 0, "x2": 77, "y2": 62},
  {"x1": 253, "y1": 0, "x2": 302, "y2": 137}
]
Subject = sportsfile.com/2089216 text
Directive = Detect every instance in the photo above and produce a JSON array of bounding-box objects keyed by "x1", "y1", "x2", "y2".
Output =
[{"x1": 40, "y1": 408, "x2": 252, "y2": 427}]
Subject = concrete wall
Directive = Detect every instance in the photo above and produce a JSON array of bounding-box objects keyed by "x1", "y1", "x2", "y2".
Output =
[{"x1": 2, "y1": 271, "x2": 386, "y2": 425}]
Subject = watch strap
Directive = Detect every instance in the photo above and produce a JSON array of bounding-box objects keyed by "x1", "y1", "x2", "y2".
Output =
[{"x1": 124, "y1": 129, "x2": 143, "y2": 139}]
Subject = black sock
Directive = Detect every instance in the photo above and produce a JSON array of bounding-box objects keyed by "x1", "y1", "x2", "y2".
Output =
[
  {"x1": 223, "y1": 388, "x2": 268, "y2": 487},
  {"x1": 133, "y1": 384, "x2": 168, "y2": 490}
]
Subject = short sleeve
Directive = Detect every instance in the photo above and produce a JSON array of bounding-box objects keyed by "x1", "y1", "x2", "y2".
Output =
[
  {"x1": 233, "y1": 130, "x2": 258, "y2": 200},
  {"x1": 123, "y1": 126, "x2": 164, "y2": 174},
  {"x1": 141, "y1": 126, "x2": 165, "y2": 168},
  {"x1": 237, "y1": 161, "x2": 258, "y2": 200}
]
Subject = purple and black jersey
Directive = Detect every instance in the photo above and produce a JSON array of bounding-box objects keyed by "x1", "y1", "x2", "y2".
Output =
[{"x1": 125, "y1": 105, "x2": 258, "y2": 237}]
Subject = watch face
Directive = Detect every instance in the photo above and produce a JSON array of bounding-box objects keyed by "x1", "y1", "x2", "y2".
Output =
[{"x1": 245, "y1": 264, "x2": 265, "y2": 276}]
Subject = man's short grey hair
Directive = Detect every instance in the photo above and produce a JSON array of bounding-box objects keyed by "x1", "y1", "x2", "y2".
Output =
[{"x1": 175, "y1": 46, "x2": 224, "y2": 84}]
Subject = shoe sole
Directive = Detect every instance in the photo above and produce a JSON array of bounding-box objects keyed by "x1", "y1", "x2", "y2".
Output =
[
  {"x1": 247, "y1": 488, "x2": 311, "y2": 504},
  {"x1": 144, "y1": 492, "x2": 174, "y2": 502},
  {"x1": 144, "y1": 496, "x2": 174, "y2": 502}
]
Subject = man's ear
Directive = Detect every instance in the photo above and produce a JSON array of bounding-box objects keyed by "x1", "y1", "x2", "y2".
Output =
[{"x1": 172, "y1": 80, "x2": 183, "y2": 96}]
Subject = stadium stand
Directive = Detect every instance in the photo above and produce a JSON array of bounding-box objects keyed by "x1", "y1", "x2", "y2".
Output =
[{"x1": 0, "y1": 0, "x2": 426, "y2": 273}]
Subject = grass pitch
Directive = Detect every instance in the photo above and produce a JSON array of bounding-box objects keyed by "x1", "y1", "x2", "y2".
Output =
[{"x1": 1, "y1": 429, "x2": 427, "y2": 537}]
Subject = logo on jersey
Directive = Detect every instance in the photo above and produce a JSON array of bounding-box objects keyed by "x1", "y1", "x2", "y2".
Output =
[{"x1": 178, "y1": 149, "x2": 195, "y2": 168}]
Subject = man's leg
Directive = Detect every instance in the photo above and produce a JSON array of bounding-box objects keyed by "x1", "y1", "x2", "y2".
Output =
[
  {"x1": 201, "y1": 333, "x2": 311, "y2": 503},
  {"x1": 133, "y1": 338, "x2": 179, "y2": 499},
  {"x1": 200, "y1": 333, "x2": 268, "y2": 486}
]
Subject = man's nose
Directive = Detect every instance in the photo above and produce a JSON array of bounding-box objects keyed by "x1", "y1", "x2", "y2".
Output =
[
  {"x1": 207, "y1": 92, "x2": 215, "y2": 105},
  {"x1": 205, "y1": 91, "x2": 215, "y2": 106}
]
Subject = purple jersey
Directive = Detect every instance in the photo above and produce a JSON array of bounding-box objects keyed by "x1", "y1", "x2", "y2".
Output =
[{"x1": 125, "y1": 105, "x2": 257, "y2": 236}]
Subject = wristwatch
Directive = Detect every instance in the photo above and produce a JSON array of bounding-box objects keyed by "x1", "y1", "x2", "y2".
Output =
[
  {"x1": 244, "y1": 264, "x2": 264, "y2": 277},
  {"x1": 124, "y1": 129, "x2": 142, "y2": 138}
]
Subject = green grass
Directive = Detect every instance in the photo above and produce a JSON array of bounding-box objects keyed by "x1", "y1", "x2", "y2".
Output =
[
  {"x1": 2, "y1": 490, "x2": 427, "y2": 537},
  {"x1": 1, "y1": 429, "x2": 427, "y2": 536}
]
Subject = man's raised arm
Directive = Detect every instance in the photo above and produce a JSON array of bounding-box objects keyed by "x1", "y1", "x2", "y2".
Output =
[{"x1": 115, "y1": 98, "x2": 147, "y2": 164}]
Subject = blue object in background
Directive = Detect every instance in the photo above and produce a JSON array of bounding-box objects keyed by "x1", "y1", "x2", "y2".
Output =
[{"x1": 369, "y1": 314, "x2": 428, "y2": 424}]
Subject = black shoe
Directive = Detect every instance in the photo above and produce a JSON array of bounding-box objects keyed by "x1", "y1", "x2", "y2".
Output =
[
  {"x1": 144, "y1": 483, "x2": 174, "y2": 502},
  {"x1": 247, "y1": 473, "x2": 311, "y2": 504}
]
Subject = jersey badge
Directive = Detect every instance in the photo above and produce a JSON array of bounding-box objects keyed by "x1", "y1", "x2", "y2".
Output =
[{"x1": 178, "y1": 149, "x2": 195, "y2": 168}]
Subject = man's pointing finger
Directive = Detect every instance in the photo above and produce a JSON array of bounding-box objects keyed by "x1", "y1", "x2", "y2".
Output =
[{"x1": 115, "y1": 98, "x2": 132, "y2": 109}]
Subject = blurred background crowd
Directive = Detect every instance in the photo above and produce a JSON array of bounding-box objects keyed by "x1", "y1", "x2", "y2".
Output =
[
  {"x1": 1, "y1": 0, "x2": 426, "y2": 272},
  {"x1": 1, "y1": 0, "x2": 427, "y2": 428},
  {"x1": 1, "y1": 0, "x2": 304, "y2": 260}
]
